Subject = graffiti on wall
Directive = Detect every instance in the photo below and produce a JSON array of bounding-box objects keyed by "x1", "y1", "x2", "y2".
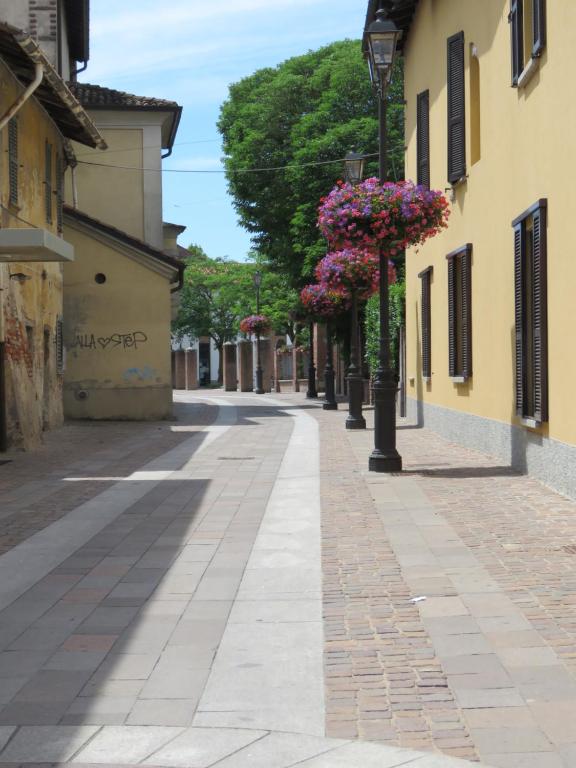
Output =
[{"x1": 70, "y1": 331, "x2": 148, "y2": 351}]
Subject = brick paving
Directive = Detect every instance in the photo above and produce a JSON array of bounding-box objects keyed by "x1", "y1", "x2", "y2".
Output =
[
  {"x1": 315, "y1": 404, "x2": 478, "y2": 761},
  {"x1": 0, "y1": 401, "x2": 217, "y2": 556}
]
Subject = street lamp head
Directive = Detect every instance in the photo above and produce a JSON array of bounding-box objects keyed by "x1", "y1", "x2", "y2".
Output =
[
  {"x1": 367, "y1": 3, "x2": 401, "y2": 86},
  {"x1": 344, "y1": 150, "x2": 366, "y2": 185},
  {"x1": 253, "y1": 270, "x2": 262, "y2": 288}
]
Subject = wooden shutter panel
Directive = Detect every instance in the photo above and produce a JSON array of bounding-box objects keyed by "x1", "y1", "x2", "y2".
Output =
[
  {"x1": 45, "y1": 142, "x2": 53, "y2": 224},
  {"x1": 447, "y1": 257, "x2": 456, "y2": 377},
  {"x1": 514, "y1": 223, "x2": 525, "y2": 416},
  {"x1": 419, "y1": 268, "x2": 432, "y2": 379},
  {"x1": 510, "y1": 0, "x2": 524, "y2": 86},
  {"x1": 447, "y1": 31, "x2": 466, "y2": 184},
  {"x1": 531, "y1": 204, "x2": 548, "y2": 422},
  {"x1": 461, "y1": 246, "x2": 473, "y2": 379},
  {"x1": 532, "y1": 0, "x2": 546, "y2": 57},
  {"x1": 56, "y1": 318, "x2": 64, "y2": 375},
  {"x1": 417, "y1": 90, "x2": 430, "y2": 189},
  {"x1": 55, "y1": 154, "x2": 64, "y2": 234},
  {"x1": 8, "y1": 119, "x2": 18, "y2": 206}
]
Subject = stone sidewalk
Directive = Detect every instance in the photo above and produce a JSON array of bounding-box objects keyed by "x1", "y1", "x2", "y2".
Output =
[{"x1": 0, "y1": 391, "x2": 483, "y2": 768}]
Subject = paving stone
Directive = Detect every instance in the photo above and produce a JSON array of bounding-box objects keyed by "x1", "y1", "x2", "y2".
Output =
[
  {"x1": 0, "y1": 725, "x2": 99, "y2": 762},
  {"x1": 73, "y1": 725, "x2": 185, "y2": 763},
  {"x1": 126, "y1": 699, "x2": 198, "y2": 727}
]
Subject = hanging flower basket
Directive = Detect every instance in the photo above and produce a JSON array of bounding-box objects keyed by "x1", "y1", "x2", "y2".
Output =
[
  {"x1": 300, "y1": 283, "x2": 349, "y2": 320},
  {"x1": 314, "y1": 248, "x2": 395, "y2": 300},
  {"x1": 318, "y1": 178, "x2": 450, "y2": 253},
  {"x1": 240, "y1": 314, "x2": 271, "y2": 335}
]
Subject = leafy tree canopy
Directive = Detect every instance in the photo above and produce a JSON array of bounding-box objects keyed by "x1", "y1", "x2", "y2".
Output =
[
  {"x1": 218, "y1": 40, "x2": 404, "y2": 287},
  {"x1": 173, "y1": 245, "x2": 299, "y2": 355}
]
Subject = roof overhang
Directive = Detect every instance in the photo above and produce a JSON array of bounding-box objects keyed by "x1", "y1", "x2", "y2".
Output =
[
  {"x1": 0, "y1": 229, "x2": 74, "y2": 262},
  {"x1": 363, "y1": 0, "x2": 419, "y2": 55},
  {"x1": 86, "y1": 104, "x2": 183, "y2": 151},
  {"x1": 0, "y1": 23, "x2": 105, "y2": 149}
]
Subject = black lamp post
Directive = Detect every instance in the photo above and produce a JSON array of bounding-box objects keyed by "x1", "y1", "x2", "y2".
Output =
[
  {"x1": 253, "y1": 270, "x2": 264, "y2": 394},
  {"x1": 323, "y1": 320, "x2": 337, "y2": 410},
  {"x1": 344, "y1": 150, "x2": 367, "y2": 430},
  {"x1": 306, "y1": 321, "x2": 318, "y2": 398},
  {"x1": 366, "y1": 1, "x2": 402, "y2": 472}
]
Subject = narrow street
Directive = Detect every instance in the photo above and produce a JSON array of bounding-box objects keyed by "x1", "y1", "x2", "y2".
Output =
[{"x1": 0, "y1": 392, "x2": 574, "y2": 767}]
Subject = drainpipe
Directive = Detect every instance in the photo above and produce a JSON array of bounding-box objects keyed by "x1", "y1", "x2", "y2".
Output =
[
  {"x1": 71, "y1": 164, "x2": 79, "y2": 209},
  {"x1": 0, "y1": 62, "x2": 43, "y2": 131}
]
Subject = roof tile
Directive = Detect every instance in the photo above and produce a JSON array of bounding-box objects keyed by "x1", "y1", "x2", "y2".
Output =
[{"x1": 68, "y1": 82, "x2": 179, "y2": 110}]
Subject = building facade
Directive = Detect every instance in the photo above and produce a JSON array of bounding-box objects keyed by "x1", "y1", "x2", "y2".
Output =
[
  {"x1": 380, "y1": 0, "x2": 576, "y2": 497},
  {"x1": 0, "y1": 22, "x2": 103, "y2": 450}
]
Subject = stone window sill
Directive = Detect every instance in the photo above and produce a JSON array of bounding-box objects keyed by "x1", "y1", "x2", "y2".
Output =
[
  {"x1": 520, "y1": 416, "x2": 540, "y2": 429},
  {"x1": 518, "y1": 57, "x2": 539, "y2": 88},
  {"x1": 451, "y1": 376, "x2": 467, "y2": 384}
]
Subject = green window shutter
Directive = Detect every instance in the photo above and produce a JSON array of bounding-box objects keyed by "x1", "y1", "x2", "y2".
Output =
[
  {"x1": 461, "y1": 245, "x2": 473, "y2": 379},
  {"x1": 55, "y1": 154, "x2": 64, "y2": 234},
  {"x1": 419, "y1": 267, "x2": 432, "y2": 379},
  {"x1": 447, "y1": 31, "x2": 466, "y2": 184},
  {"x1": 531, "y1": 203, "x2": 548, "y2": 423},
  {"x1": 532, "y1": 0, "x2": 546, "y2": 57},
  {"x1": 513, "y1": 222, "x2": 525, "y2": 416},
  {"x1": 510, "y1": 0, "x2": 524, "y2": 86},
  {"x1": 416, "y1": 89, "x2": 430, "y2": 189},
  {"x1": 8, "y1": 119, "x2": 18, "y2": 206},
  {"x1": 45, "y1": 141, "x2": 53, "y2": 224},
  {"x1": 447, "y1": 257, "x2": 456, "y2": 377}
]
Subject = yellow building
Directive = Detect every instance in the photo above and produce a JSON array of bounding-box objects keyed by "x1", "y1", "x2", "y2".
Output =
[
  {"x1": 0, "y1": 22, "x2": 103, "y2": 451},
  {"x1": 63, "y1": 208, "x2": 182, "y2": 420},
  {"x1": 367, "y1": 0, "x2": 576, "y2": 497},
  {"x1": 62, "y1": 83, "x2": 184, "y2": 420}
]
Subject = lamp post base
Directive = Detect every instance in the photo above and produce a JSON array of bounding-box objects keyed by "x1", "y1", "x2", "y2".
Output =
[
  {"x1": 323, "y1": 401, "x2": 338, "y2": 411},
  {"x1": 346, "y1": 374, "x2": 365, "y2": 429},
  {"x1": 306, "y1": 364, "x2": 318, "y2": 399},
  {"x1": 255, "y1": 367, "x2": 264, "y2": 395},
  {"x1": 368, "y1": 448, "x2": 402, "y2": 473}
]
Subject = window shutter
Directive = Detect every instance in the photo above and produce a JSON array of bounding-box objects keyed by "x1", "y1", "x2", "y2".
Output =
[
  {"x1": 417, "y1": 89, "x2": 430, "y2": 189},
  {"x1": 419, "y1": 268, "x2": 432, "y2": 379},
  {"x1": 56, "y1": 318, "x2": 65, "y2": 375},
  {"x1": 55, "y1": 154, "x2": 64, "y2": 234},
  {"x1": 531, "y1": 204, "x2": 548, "y2": 422},
  {"x1": 532, "y1": 0, "x2": 546, "y2": 57},
  {"x1": 45, "y1": 142, "x2": 53, "y2": 224},
  {"x1": 447, "y1": 257, "x2": 456, "y2": 377},
  {"x1": 447, "y1": 31, "x2": 466, "y2": 184},
  {"x1": 510, "y1": 0, "x2": 524, "y2": 86},
  {"x1": 514, "y1": 223, "x2": 525, "y2": 416},
  {"x1": 461, "y1": 245, "x2": 473, "y2": 379},
  {"x1": 8, "y1": 119, "x2": 18, "y2": 206}
]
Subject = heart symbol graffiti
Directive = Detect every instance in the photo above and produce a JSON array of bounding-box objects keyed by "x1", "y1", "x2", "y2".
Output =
[{"x1": 97, "y1": 337, "x2": 113, "y2": 349}]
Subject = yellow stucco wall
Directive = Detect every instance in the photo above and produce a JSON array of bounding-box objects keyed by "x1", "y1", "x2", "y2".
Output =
[
  {"x1": 62, "y1": 223, "x2": 173, "y2": 420},
  {"x1": 68, "y1": 128, "x2": 145, "y2": 241},
  {"x1": 404, "y1": 0, "x2": 575, "y2": 446},
  {"x1": 0, "y1": 60, "x2": 66, "y2": 449}
]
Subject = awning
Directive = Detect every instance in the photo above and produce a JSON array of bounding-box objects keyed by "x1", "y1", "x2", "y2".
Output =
[{"x1": 0, "y1": 229, "x2": 74, "y2": 262}]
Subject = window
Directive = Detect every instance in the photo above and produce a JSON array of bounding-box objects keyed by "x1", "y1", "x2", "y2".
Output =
[
  {"x1": 469, "y1": 46, "x2": 481, "y2": 165},
  {"x1": 447, "y1": 31, "x2": 466, "y2": 184},
  {"x1": 45, "y1": 141, "x2": 53, "y2": 224},
  {"x1": 510, "y1": 0, "x2": 546, "y2": 86},
  {"x1": 447, "y1": 244, "x2": 472, "y2": 381},
  {"x1": 512, "y1": 200, "x2": 548, "y2": 424},
  {"x1": 416, "y1": 90, "x2": 430, "y2": 188},
  {"x1": 418, "y1": 266, "x2": 433, "y2": 379},
  {"x1": 8, "y1": 118, "x2": 18, "y2": 207}
]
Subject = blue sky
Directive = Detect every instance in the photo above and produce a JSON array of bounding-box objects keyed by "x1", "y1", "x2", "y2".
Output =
[{"x1": 86, "y1": 1, "x2": 367, "y2": 260}]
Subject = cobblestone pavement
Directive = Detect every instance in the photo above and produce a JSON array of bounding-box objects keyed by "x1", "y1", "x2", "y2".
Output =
[
  {"x1": 0, "y1": 391, "x2": 482, "y2": 768},
  {"x1": 0, "y1": 399, "x2": 218, "y2": 556},
  {"x1": 312, "y1": 397, "x2": 576, "y2": 768}
]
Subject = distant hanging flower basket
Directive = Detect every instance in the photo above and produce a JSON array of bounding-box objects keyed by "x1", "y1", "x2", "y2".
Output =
[
  {"x1": 314, "y1": 248, "x2": 395, "y2": 300},
  {"x1": 300, "y1": 283, "x2": 349, "y2": 320},
  {"x1": 318, "y1": 178, "x2": 450, "y2": 254},
  {"x1": 239, "y1": 314, "x2": 271, "y2": 336}
]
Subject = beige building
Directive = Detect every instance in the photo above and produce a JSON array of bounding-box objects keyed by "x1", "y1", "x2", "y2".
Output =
[
  {"x1": 63, "y1": 207, "x2": 182, "y2": 420},
  {"x1": 373, "y1": 0, "x2": 576, "y2": 497},
  {"x1": 0, "y1": 21, "x2": 103, "y2": 451},
  {"x1": 62, "y1": 83, "x2": 184, "y2": 420}
]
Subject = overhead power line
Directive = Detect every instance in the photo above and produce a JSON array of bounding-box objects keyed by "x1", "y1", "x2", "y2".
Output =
[{"x1": 75, "y1": 149, "x2": 404, "y2": 175}]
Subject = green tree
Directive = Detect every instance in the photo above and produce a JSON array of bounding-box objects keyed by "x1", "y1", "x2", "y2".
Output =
[
  {"x1": 218, "y1": 41, "x2": 404, "y2": 287},
  {"x1": 173, "y1": 245, "x2": 299, "y2": 381}
]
